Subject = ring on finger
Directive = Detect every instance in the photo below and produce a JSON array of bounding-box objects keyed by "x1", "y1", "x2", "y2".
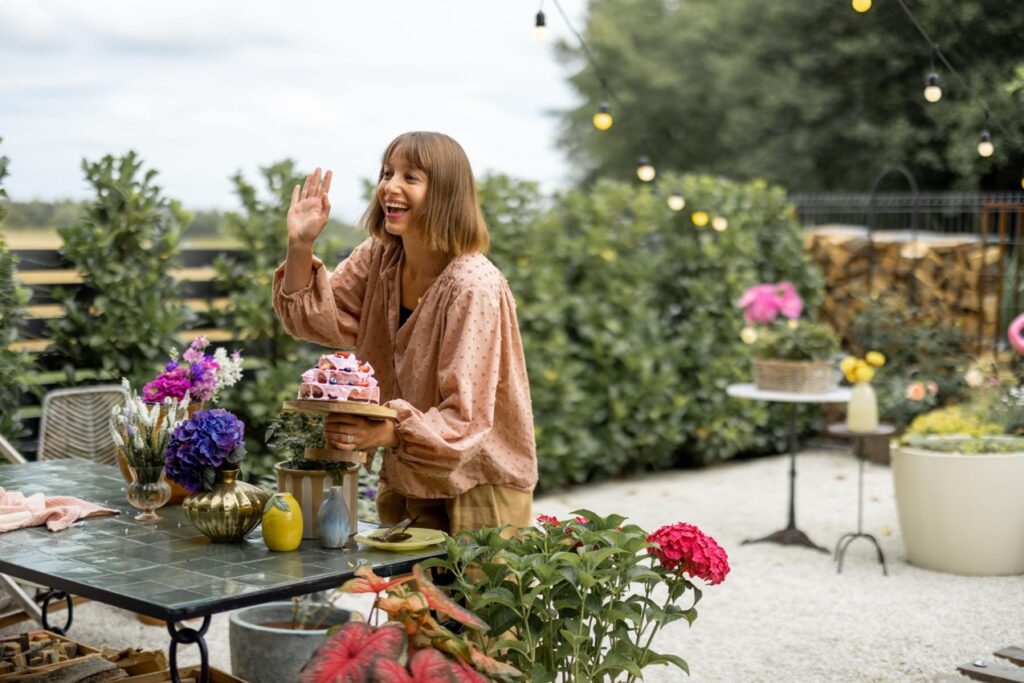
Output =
[{"x1": 343, "y1": 434, "x2": 354, "y2": 444}]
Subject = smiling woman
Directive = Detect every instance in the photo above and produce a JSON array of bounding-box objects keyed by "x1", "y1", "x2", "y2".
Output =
[{"x1": 273, "y1": 131, "x2": 537, "y2": 536}]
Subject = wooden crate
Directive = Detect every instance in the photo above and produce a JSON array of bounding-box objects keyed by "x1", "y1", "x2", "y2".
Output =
[
  {"x1": 123, "y1": 664, "x2": 247, "y2": 683},
  {"x1": 0, "y1": 630, "x2": 167, "y2": 681}
]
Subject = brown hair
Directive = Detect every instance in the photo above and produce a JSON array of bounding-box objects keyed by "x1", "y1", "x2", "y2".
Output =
[{"x1": 360, "y1": 131, "x2": 490, "y2": 257}]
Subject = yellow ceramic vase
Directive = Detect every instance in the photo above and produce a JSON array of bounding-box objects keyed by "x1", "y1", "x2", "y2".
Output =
[
  {"x1": 182, "y1": 469, "x2": 270, "y2": 543},
  {"x1": 262, "y1": 493, "x2": 304, "y2": 552}
]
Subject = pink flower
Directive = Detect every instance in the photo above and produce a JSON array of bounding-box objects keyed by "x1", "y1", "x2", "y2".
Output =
[
  {"x1": 905, "y1": 382, "x2": 926, "y2": 401},
  {"x1": 647, "y1": 522, "x2": 730, "y2": 585},
  {"x1": 536, "y1": 514, "x2": 559, "y2": 527},
  {"x1": 737, "y1": 282, "x2": 804, "y2": 324},
  {"x1": 1009, "y1": 313, "x2": 1024, "y2": 355}
]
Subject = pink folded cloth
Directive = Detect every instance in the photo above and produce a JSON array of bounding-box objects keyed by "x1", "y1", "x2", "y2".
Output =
[{"x1": 0, "y1": 487, "x2": 118, "y2": 532}]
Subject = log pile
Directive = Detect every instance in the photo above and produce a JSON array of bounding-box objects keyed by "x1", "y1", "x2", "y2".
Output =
[{"x1": 804, "y1": 225, "x2": 1003, "y2": 348}]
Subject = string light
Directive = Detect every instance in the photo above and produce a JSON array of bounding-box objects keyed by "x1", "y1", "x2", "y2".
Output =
[
  {"x1": 977, "y1": 129, "x2": 994, "y2": 158},
  {"x1": 923, "y1": 46, "x2": 942, "y2": 103},
  {"x1": 533, "y1": 8, "x2": 547, "y2": 43},
  {"x1": 852, "y1": 0, "x2": 871, "y2": 13},
  {"x1": 691, "y1": 211, "x2": 709, "y2": 227},
  {"x1": 592, "y1": 101, "x2": 612, "y2": 131},
  {"x1": 667, "y1": 192, "x2": 685, "y2": 211},
  {"x1": 712, "y1": 216, "x2": 728, "y2": 232},
  {"x1": 636, "y1": 156, "x2": 656, "y2": 182}
]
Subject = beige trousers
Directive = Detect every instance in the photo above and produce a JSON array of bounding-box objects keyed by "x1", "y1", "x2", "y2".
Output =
[{"x1": 376, "y1": 482, "x2": 533, "y2": 535}]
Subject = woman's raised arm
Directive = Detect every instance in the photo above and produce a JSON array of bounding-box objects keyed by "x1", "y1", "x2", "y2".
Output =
[{"x1": 283, "y1": 167, "x2": 332, "y2": 294}]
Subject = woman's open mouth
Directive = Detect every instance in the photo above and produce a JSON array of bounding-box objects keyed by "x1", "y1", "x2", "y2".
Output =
[{"x1": 385, "y1": 202, "x2": 409, "y2": 220}]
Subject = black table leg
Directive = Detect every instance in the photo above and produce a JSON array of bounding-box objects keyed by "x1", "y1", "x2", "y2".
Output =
[
  {"x1": 743, "y1": 403, "x2": 828, "y2": 553},
  {"x1": 835, "y1": 447, "x2": 888, "y2": 574},
  {"x1": 168, "y1": 615, "x2": 211, "y2": 683},
  {"x1": 40, "y1": 589, "x2": 73, "y2": 635}
]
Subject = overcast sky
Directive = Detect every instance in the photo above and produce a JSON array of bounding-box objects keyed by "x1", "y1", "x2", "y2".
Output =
[{"x1": 0, "y1": 1, "x2": 588, "y2": 223}]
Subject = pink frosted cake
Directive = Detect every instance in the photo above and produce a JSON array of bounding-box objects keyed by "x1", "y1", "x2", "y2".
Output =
[{"x1": 298, "y1": 352, "x2": 380, "y2": 403}]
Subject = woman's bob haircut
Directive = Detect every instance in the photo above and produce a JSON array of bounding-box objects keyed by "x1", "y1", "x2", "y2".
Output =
[{"x1": 361, "y1": 131, "x2": 490, "y2": 257}]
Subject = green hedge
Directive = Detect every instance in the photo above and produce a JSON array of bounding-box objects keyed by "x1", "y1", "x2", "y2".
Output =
[{"x1": 484, "y1": 173, "x2": 825, "y2": 488}]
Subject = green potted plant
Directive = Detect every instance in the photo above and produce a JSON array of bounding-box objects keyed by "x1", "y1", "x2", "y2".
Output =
[
  {"x1": 892, "y1": 350, "x2": 1024, "y2": 576},
  {"x1": 738, "y1": 282, "x2": 840, "y2": 392},
  {"x1": 423, "y1": 510, "x2": 730, "y2": 682}
]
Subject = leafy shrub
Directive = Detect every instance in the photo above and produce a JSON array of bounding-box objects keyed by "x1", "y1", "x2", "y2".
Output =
[
  {"x1": 47, "y1": 152, "x2": 189, "y2": 384},
  {"x1": 903, "y1": 405, "x2": 1003, "y2": 438},
  {"x1": 213, "y1": 161, "x2": 362, "y2": 474},
  {"x1": 847, "y1": 295, "x2": 967, "y2": 429},
  {"x1": 484, "y1": 172, "x2": 825, "y2": 483},
  {"x1": 0, "y1": 143, "x2": 36, "y2": 439}
]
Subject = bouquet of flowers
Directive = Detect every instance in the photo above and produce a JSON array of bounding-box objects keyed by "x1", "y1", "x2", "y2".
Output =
[
  {"x1": 737, "y1": 282, "x2": 839, "y2": 361},
  {"x1": 142, "y1": 336, "x2": 243, "y2": 404},
  {"x1": 164, "y1": 408, "x2": 247, "y2": 494},
  {"x1": 110, "y1": 378, "x2": 190, "y2": 469}
]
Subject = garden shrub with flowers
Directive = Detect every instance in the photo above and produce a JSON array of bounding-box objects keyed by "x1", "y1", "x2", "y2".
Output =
[
  {"x1": 422, "y1": 510, "x2": 729, "y2": 683},
  {"x1": 142, "y1": 336, "x2": 243, "y2": 404},
  {"x1": 164, "y1": 408, "x2": 247, "y2": 493},
  {"x1": 301, "y1": 564, "x2": 518, "y2": 682}
]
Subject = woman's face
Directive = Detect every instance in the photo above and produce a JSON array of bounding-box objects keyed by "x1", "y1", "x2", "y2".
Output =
[{"x1": 377, "y1": 152, "x2": 428, "y2": 238}]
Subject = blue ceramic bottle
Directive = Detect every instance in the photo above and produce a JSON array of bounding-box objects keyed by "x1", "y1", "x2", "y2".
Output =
[{"x1": 316, "y1": 486, "x2": 351, "y2": 549}]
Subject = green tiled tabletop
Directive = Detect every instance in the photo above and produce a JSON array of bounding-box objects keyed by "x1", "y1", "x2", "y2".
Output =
[{"x1": 0, "y1": 461, "x2": 446, "y2": 621}]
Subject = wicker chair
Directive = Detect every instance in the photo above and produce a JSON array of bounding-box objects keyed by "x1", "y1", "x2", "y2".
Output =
[
  {"x1": 37, "y1": 385, "x2": 126, "y2": 464},
  {"x1": 0, "y1": 435, "x2": 44, "y2": 623},
  {"x1": 0, "y1": 434, "x2": 26, "y2": 464}
]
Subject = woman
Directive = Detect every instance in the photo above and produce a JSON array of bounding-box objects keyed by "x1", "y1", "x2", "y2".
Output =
[{"x1": 273, "y1": 131, "x2": 537, "y2": 534}]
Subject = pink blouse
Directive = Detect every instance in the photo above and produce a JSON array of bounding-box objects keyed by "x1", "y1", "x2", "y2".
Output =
[{"x1": 272, "y1": 238, "x2": 538, "y2": 499}]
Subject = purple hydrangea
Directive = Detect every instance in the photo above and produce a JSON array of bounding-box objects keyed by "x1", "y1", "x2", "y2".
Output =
[{"x1": 164, "y1": 409, "x2": 246, "y2": 493}]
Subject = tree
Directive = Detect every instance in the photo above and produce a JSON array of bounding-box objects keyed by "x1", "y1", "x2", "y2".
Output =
[
  {"x1": 47, "y1": 152, "x2": 190, "y2": 384},
  {"x1": 556, "y1": 0, "x2": 1024, "y2": 192},
  {"x1": 0, "y1": 140, "x2": 36, "y2": 439}
]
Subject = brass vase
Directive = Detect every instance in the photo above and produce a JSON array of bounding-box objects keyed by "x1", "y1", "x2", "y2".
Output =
[{"x1": 182, "y1": 469, "x2": 270, "y2": 543}]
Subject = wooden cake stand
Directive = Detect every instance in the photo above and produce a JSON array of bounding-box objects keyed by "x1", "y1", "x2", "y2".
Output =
[{"x1": 282, "y1": 399, "x2": 398, "y2": 464}]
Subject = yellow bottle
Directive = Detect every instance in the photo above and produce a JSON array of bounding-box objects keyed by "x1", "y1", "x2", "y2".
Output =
[
  {"x1": 262, "y1": 493, "x2": 303, "y2": 552},
  {"x1": 846, "y1": 381, "x2": 879, "y2": 433}
]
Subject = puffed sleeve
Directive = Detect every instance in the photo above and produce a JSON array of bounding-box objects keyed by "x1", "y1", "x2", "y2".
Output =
[
  {"x1": 386, "y1": 284, "x2": 502, "y2": 478},
  {"x1": 272, "y1": 238, "x2": 374, "y2": 349}
]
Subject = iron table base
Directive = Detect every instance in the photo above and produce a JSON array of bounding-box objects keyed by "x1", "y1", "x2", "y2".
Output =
[
  {"x1": 835, "y1": 532, "x2": 888, "y2": 575},
  {"x1": 743, "y1": 525, "x2": 829, "y2": 553}
]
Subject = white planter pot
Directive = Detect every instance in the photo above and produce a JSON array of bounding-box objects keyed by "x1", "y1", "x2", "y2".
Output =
[{"x1": 892, "y1": 442, "x2": 1024, "y2": 576}]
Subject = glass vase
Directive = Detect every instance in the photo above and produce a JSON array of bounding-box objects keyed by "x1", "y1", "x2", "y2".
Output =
[
  {"x1": 846, "y1": 381, "x2": 879, "y2": 433},
  {"x1": 126, "y1": 465, "x2": 172, "y2": 522}
]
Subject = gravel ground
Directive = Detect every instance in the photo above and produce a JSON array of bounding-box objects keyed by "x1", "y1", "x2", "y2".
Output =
[{"x1": 4, "y1": 449, "x2": 1021, "y2": 682}]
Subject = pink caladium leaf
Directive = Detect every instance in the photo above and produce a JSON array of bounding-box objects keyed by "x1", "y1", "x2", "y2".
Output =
[
  {"x1": 469, "y1": 648, "x2": 522, "y2": 680},
  {"x1": 372, "y1": 659, "x2": 415, "y2": 683},
  {"x1": 412, "y1": 564, "x2": 489, "y2": 633},
  {"x1": 340, "y1": 565, "x2": 414, "y2": 595},
  {"x1": 300, "y1": 622, "x2": 406, "y2": 683}
]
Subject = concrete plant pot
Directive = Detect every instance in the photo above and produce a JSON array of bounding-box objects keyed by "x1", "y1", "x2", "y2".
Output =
[
  {"x1": 892, "y1": 439, "x2": 1024, "y2": 576},
  {"x1": 229, "y1": 601, "x2": 351, "y2": 683}
]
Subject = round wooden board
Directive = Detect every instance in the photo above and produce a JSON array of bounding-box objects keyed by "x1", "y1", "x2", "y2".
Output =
[{"x1": 283, "y1": 399, "x2": 397, "y2": 420}]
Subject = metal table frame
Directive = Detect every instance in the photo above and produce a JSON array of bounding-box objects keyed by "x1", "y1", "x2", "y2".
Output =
[
  {"x1": 0, "y1": 461, "x2": 445, "y2": 683},
  {"x1": 726, "y1": 383, "x2": 851, "y2": 553},
  {"x1": 826, "y1": 423, "x2": 895, "y2": 575}
]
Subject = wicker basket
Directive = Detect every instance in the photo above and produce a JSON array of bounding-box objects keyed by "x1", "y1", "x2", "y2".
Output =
[{"x1": 752, "y1": 358, "x2": 837, "y2": 393}]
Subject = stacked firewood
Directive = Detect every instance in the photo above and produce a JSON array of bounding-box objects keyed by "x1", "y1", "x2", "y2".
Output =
[
  {"x1": 804, "y1": 225, "x2": 1003, "y2": 347},
  {"x1": 0, "y1": 632, "x2": 167, "y2": 682}
]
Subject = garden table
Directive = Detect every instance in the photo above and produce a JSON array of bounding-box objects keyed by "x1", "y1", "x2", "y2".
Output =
[
  {"x1": 726, "y1": 383, "x2": 851, "y2": 553},
  {"x1": 0, "y1": 460, "x2": 446, "y2": 683}
]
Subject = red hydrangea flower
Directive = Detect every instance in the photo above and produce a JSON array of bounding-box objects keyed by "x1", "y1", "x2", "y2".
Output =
[{"x1": 647, "y1": 522, "x2": 730, "y2": 585}]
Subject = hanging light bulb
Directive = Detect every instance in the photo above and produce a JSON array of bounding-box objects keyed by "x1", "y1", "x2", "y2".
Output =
[
  {"x1": 1020, "y1": 169, "x2": 1024, "y2": 191},
  {"x1": 691, "y1": 211, "x2": 709, "y2": 227},
  {"x1": 712, "y1": 216, "x2": 728, "y2": 231},
  {"x1": 667, "y1": 192, "x2": 685, "y2": 212},
  {"x1": 636, "y1": 156, "x2": 656, "y2": 182},
  {"x1": 533, "y1": 10, "x2": 547, "y2": 43},
  {"x1": 851, "y1": 0, "x2": 871, "y2": 12},
  {"x1": 923, "y1": 73, "x2": 942, "y2": 103},
  {"x1": 977, "y1": 130, "x2": 994, "y2": 158},
  {"x1": 592, "y1": 102, "x2": 613, "y2": 131}
]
